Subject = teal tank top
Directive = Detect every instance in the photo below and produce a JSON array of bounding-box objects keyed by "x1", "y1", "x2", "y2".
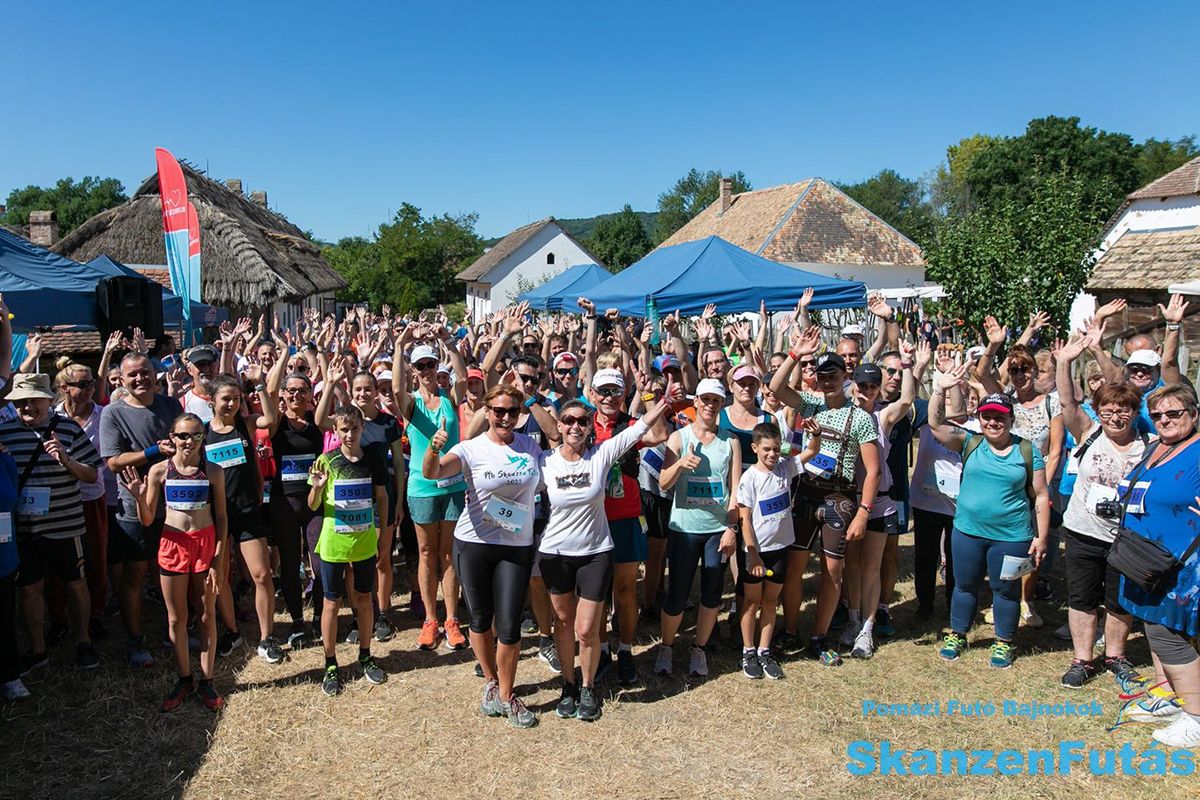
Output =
[
  {"x1": 669, "y1": 426, "x2": 732, "y2": 534},
  {"x1": 406, "y1": 391, "x2": 468, "y2": 497}
]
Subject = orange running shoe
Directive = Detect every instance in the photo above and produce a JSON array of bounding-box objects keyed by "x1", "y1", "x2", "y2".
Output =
[
  {"x1": 444, "y1": 617, "x2": 468, "y2": 651},
  {"x1": 418, "y1": 619, "x2": 441, "y2": 650}
]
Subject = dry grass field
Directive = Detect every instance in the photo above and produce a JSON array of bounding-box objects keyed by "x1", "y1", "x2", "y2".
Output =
[{"x1": 4, "y1": 534, "x2": 1197, "y2": 800}]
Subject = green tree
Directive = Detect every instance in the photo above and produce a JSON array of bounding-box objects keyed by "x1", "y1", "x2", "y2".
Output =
[
  {"x1": 1, "y1": 176, "x2": 127, "y2": 234},
  {"x1": 836, "y1": 169, "x2": 936, "y2": 246},
  {"x1": 585, "y1": 204, "x2": 652, "y2": 269},
  {"x1": 654, "y1": 168, "x2": 751, "y2": 243},
  {"x1": 930, "y1": 133, "x2": 1001, "y2": 215},
  {"x1": 925, "y1": 168, "x2": 1108, "y2": 334},
  {"x1": 325, "y1": 203, "x2": 483, "y2": 313},
  {"x1": 1134, "y1": 136, "x2": 1199, "y2": 186}
]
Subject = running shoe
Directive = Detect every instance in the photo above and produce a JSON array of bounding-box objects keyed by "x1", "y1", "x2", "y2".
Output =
[
  {"x1": 344, "y1": 627, "x2": 360, "y2": 645},
  {"x1": 851, "y1": 629, "x2": 875, "y2": 659},
  {"x1": 555, "y1": 682, "x2": 579, "y2": 719},
  {"x1": 1053, "y1": 622, "x2": 1072, "y2": 641},
  {"x1": 444, "y1": 618, "x2": 468, "y2": 651},
  {"x1": 46, "y1": 623, "x2": 70, "y2": 647},
  {"x1": 654, "y1": 644, "x2": 674, "y2": 676},
  {"x1": 359, "y1": 656, "x2": 386, "y2": 685},
  {"x1": 772, "y1": 630, "x2": 802, "y2": 653},
  {"x1": 875, "y1": 607, "x2": 895, "y2": 637},
  {"x1": 473, "y1": 662, "x2": 485, "y2": 679},
  {"x1": 595, "y1": 648, "x2": 614, "y2": 682},
  {"x1": 161, "y1": 677, "x2": 194, "y2": 712},
  {"x1": 480, "y1": 679, "x2": 504, "y2": 717},
  {"x1": 1, "y1": 679, "x2": 31, "y2": 701},
  {"x1": 1034, "y1": 577, "x2": 1054, "y2": 601},
  {"x1": 839, "y1": 618, "x2": 862, "y2": 650},
  {"x1": 1124, "y1": 684, "x2": 1183, "y2": 722},
  {"x1": 741, "y1": 650, "x2": 763, "y2": 679},
  {"x1": 217, "y1": 631, "x2": 243, "y2": 658},
  {"x1": 537, "y1": 636, "x2": 561, "y2": 675},
  {"x1": 19, "y1": 651, "x2": 48, "y2": 676},
  {"x1": 640, "y1": 604, "x2": 660, "y2": 623},
  {"x1": 286, "y1": 623, "x2": 312, "y2": 650},
  {"x1": 1019, "y1": 602, "x2": 1043, "y2": 628},
  {"x1": 989, "y1": 642, "x2": 1016, "y2": 669},
  {"x1": 1104, "y1": 656, "x2": 1148, "y2": 694},
  {"x1": 1152, "y1": 714, "x2": 1200, "y2": 748},
  {"x1": 127, "y1": 636, "x2": 155, "y2": 669},
  {"x1": 759, "y1": 651, "x2": 785, "y2": 680},
  {"x1": 197, "y1": 681, "x2": 225, "y2": 712},
  {"x1": 257, "y1": 636, "x2": 285, "y2": 664},
  {"x1": 577, "y1": 687, "x2": 601, "y2": 722},
  {"x1": 520, "y1": 609, "x2": 538, "y2": 636},
  {"x1": 321, "y1": 665, "x2": 343, "y2": 697},
  {"x1": 688, "y1": 645, "x2": 708, "y2": 678},
  {"x1": 373, "y1": 614, "x2": 396, "y2": 644},
  {"x1": 409, "y1": 592, "x2": 425, "y2": 621},
  {"x1": 831, "y1": 601, "x2": 849, "y2": 630},
  {"x1": 504, "y1": 694, "x2": 537, "y2": 728},
  {"x1": 808, "y1": 636, "x2": 842, "y2": 667},
  {"x1": 914, "y1": 604, "x2": 934, "y2": 622},
  {"x1": 417, "y1": 620, "x2": 440, "y2": 650},
  {"x1": 981, "y1": 606, "x2": 995, "y2": 625},
  {"x1": 939, "y1": 632, "x2": 967, "y2": 662},
  {"x1": 76, "y1": 642, "x2": 100, "y2": 670},
  {"x1": 616, "y1": 649, "x2": 637, "y2": 686},
  {"x1": 1060, "y1": 659, "x2": 1098, "y2": 689}
]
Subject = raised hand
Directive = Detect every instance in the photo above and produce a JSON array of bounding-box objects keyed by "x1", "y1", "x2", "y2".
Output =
[
  {"x1": 309, "y1": 460, "x2": 329, "y2": 491},
  {"x1": 866, "y1": 292, "x2": 893, "y2": 320},
  {"x1": 430, "y1": 417, "x2": 449, "y2": 453},
  {"x1": 694, "y1": 318, "x2": 715, "y2": 343},
  {"x1": 1158, "y1": 293, "x2": 1189, "y2": 324},
  {"x1": 120, "y1": 466, "x2": 146, "y2": 498},
  {"x1": 936, "y1": 362, "x2": 970, "y2": 392},
  {"x1": 42, "y1": 433, "x2": 68, "y2": 465},
  {"x1": 1094, "y1": 298, "x2": 1127, "y2": 322},
  {"x1": 103, "y1": 330, "x2": 124, "y2": 355},
  {"x1": 798, "y1": 287, "x2": 814, "y2": 310},
  {"x1": 732, "y1": 320, "x2": 752, "y2": 345},
  {"x1": 797, "y1": 417, "x2": 821, "y2": 438},
  {"x1": 1056, "y1": 334, "x2": 1089, "y2": 362},
  {"x1": 577, "y1": 297, "x2": 595, "y2": 315},
  {"x1": 789, "y1": 325, "x2": 822, "y2": 357},
  {"x1": 914, "y1": 338, "x2": 933, "y2": 370},
  {"x1": 1027, "y1": 310, "x2": 1051, "y2": 333},
  {"x1": 983, "y1": 315, "x2": 1007, "y2": 346},
  {"x1": 132, "y1": 327, "x2": 147, "y2": 355},
  {"x1": 678, "y1": 441, "x2": 702, "y2": 472},
  {"x1": 25, "y1": 332, "x2": 44, "y2": 359},
  {"x1": 935, "y1": 343, "x2": 958, "y2": 374},
  {"x1": 701, "y1": 303, "x2": 717, "y2": 321}
]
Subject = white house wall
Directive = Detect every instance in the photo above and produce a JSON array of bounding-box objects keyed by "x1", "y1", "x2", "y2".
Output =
[
  {"x1": 468, "y1": 226, "x2": 595, "y2": 316},
  {"x1": 1101, "y1": 196, "x2": 1200, "y2": 251},
  {"x1": 782, "y1": 262, "x2": 929, "y2": 293}
]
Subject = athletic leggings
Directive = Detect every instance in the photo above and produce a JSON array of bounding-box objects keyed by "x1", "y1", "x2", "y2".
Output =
[
  {"x1": 912, "y1": 508, "x2": 955, "y2": 610},
  {"x1": 269, "y1": 492, "x2": 320, "y2": 624},
  {"x1": 662, "y1": 529, "x2": 725, "y2": 616},
  {"x1": 949, "y1": 529, "x2": 1028, "y2": 642},
  {"x1": 453, "y1": 539, "x2": 534, "y2": 646},
  {"x1": 0, "y1": 573, "x2": 18, "y2": 683},
  {"x1": 1144, "y1": 622, "x2": 1199, "y2": 666}
]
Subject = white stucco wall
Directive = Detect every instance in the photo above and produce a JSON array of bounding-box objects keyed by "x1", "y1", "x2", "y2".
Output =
[
  {"x1": 466, "y1": 225, "x2": 596, "y2": 316},
  {"x1": 1100, "y1": 196, "x2": 1200, "y2": 251},
  {"x1": 782, "y1": 261, "x2": 929, "y2": 292}
]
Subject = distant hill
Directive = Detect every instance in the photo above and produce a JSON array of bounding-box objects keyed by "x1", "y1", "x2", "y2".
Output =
[{"x1": 482, "y1": 210, "x2": 657, "y2": 248}]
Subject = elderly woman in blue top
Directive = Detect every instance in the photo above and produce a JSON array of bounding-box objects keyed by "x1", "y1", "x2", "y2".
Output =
[
  {"x1": 1115, "y1": 384, "x2": 1200, "y2": 749},
  {"x1": 927, "y1": 365, "x2": 1051, "y2": 669}
]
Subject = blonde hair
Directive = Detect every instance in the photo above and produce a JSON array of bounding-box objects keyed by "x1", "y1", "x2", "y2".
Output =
[
  {"x1": 596, "y1": 352, "x2": 621, "y2": 370},
  {"x1": 54, "y1": 355, "x2": 74, "y2": 372},
  {"x1": 55, "y1": 362, "x2": 93, "y2": 387}
]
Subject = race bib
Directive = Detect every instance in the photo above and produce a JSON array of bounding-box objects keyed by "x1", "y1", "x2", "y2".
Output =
[
  {"x1": 205, "y1": 439, "x2": 248, "y2": 468},
  {"x1": 685, "y1": 476, "x2": 724, "y2": 507},
  {"x1": 606, "y1": 463, "x2": 625, "y2": 499},
  {"x1": 165, "y1": 479, "x2": 210, "y2": 510},
  {"x1": 280, "y1": 454, "x2": 315, "y2": 482},
  {"x1": 483, "y1": 495, "x2": 530, "y2": 533},
  {"x1": 435, "y1": 472, "x2": 464, "y2": 489},
  {"x1": 263, "y1": 483, "x2": 272, "y2": 505},
  {"x1": 803, "y1": 452, "x2": 837, "y2": 481},
  {"x1": 17, "y1": 486, "x2": 50, "y2": 517},
  {"x1": 0, "y1": 512, "x2": 11, "y2": 543},
  {"x1": 757, "y1": 492, "x2": 790, "y2": 519},
  {"x1": 1065, "y1": 454, "x2": 1080, "y2": 476},
  {"x1": 332, "y1": 478, "x2": 373, "y2": 510},
  {"x1": 1117, "y1": 480, "x2": 1151, "y2": 515},
  {"x1": 333, "y1": 506, "x2": 373, "y2": 534},
  {"x1": 932, "y1": 460, "x2": 962, "y2": 499},
  {"x1": 642, "y1": 449, "x2": 664, "y2": 478}
]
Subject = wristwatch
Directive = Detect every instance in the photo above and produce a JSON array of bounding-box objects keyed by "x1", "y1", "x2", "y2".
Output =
[{"x1": 254, "y1": 384, "x2": 266, "y2": 393}]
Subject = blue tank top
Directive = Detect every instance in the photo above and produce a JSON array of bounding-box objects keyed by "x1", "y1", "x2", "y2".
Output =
[{"x1": 669, "y1": 426, "x2": 732, "y2": 534}]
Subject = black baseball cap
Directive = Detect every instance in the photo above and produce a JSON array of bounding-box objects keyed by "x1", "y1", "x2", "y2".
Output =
[
  {"x1": 814, "y1": 353, "x2": 847, "y2": 374},
  {"x1": 978, "y1": 393, "x2": 1015, "y2": 415},
  {"x1": 852, "y1": 363, "x2": 883, "y2": 385}
]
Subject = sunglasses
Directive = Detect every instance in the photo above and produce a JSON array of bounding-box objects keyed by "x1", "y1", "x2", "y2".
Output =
[
  {"x1": 561, "y1": 415, "x2": 590, "y2": 427},
  {"x1": 283, "y1": 387, "x2": 311, "y2": 395},
  {"x1": 292, "y1": 363, "x2": 310, "y2": 372},
  {"x1": 488, "y1": 405, "x2": 521, "y2": 418},
  {"x1": 555, "y1": 368, "x2": 577, "y2": 377},
  {"x1": 170, "y1": 431, "x2": 205, "y2": 442},
  {"x1": 522, "y1": 341, "x2": 539, "y2": 348},
  {"x1": 1149, "y1": 408, "x2": 1190, "y2": 422},
  {"x1": 414, "y1": 361, "x2": 438, "y2": 372},
  {"x1": 595, "y1": 386, "x2": 623, "y2": 398},
  {"x1": 1128, "y1": 365, "x2": 1156, "y2": 375},
  {"x1": 1009, "y1": 366, "x2": 1032, "y2": 375},
  {"x1": 882, "y1": 367, "x2": 900, "y2": 377},
  {"x1": 517, "y1": 373, "x2": 540, "y2": 384},
  {"x1": 799, "y1": 360, "x2": 817, "y2": 368},
  {"x1": 65, "y1": 379, "x2": 96, "y2": 389}
]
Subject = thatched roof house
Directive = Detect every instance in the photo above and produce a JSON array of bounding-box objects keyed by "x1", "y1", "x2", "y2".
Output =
[{"x1": 52, "y1": 164, "x2": 345, "y2": 310}]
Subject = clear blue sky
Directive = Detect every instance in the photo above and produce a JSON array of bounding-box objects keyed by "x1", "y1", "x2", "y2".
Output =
[{"x1": 3, "y1": 1, "x2": 1197, "y2": 242}]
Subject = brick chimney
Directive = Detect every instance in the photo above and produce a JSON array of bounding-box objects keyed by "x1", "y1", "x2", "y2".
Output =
[
  {"x1": 249, "y1": 190, "x2": 267, "y2": 208},
  {"x1": 718, "y1": 178, "x2": 733, "y2": 215},
  {"x1": 29, "y1": 210, "x2": 59, "y2": 246},
  {"x1": 225, "y1": 178, "x2": 243, "y2": 194}
]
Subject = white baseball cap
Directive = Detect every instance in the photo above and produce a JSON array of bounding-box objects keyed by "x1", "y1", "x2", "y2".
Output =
[
  {"x1": 1126, "y1": 350, "x2": 1162, "y2": 368},
  {"x1": 409, "y1": 345, "x2": 438, "y2": 365},
  {"x1": 591, "y1": 368, "x2": 625, "y2": 389},
  {"x1": 842, "y1": 324, "x2": 865, "y2": 337},
  {"x1": 696, "y1": 378, "x2": 727, "y2": 399}
]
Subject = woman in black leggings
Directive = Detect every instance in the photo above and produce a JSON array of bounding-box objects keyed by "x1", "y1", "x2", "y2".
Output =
[{"x1": 423, "y1": 385, "x2": 554, "y2": 729}]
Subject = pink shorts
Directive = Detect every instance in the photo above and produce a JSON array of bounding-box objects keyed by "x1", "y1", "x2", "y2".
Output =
[{"x1": 158, "y1": 524, "x2": 216, "y2": 575}]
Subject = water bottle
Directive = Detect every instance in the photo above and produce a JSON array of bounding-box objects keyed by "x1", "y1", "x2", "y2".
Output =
[{"x1": 647, "y1": 297, "x2": 661, "y2": 347}]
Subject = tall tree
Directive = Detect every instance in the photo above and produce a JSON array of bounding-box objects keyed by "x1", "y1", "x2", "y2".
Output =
[
  {"x1": 654, "y1": 168, "x2": 751, "y2": 243},
  {"x1": 2, "y1": 176, "x2": 127, "y2": 234},
  {"x1": 1134, "y1": 136, "x2": 1199, "y2": 187},
  {"x1": 930, "y1": 133, "x2": 1001, "y2": 215},
  {"x1": 836, "y1": 169, "x2": 936, "y2": 246},
  {"x1": 585, "y1": 204, "x2": 652, "y2": 269},
  {"x1": 325, "y1": 203, "x2": 483, "y2": 312}
]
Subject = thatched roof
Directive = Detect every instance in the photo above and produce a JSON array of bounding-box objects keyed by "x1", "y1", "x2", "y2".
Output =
[
  {"x1": 456, "y1": 217, "x2": 604, "y2": 283},
  {"x1": 1087, "y1": 227, "x2": 1200, "y2": 292},
  {"x1": 52, "y1": 164, "x2": 345, "y2": 307},
  {"x1": 658, "y1": 179, "x2": 925, "y2": 267}
]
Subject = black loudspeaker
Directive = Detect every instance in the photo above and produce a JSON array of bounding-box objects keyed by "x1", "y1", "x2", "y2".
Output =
[{"x1": 96, "y1": 276, "x2": 163, "y2": 342}]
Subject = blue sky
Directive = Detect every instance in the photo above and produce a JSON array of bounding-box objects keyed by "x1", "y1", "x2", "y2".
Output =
[{"x1": 3, "y1": 1, "x2": 1197, "y2": 242}]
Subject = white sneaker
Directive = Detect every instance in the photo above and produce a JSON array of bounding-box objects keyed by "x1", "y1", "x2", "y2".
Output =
[
  {"x1": 1125, "y1": 690, "x2": 1183, "y2": 723},
  {"x1": 1, "y1": 679, "x2": 30, "y2": 701},
  {"x1": 839, "y1": 618, "x2": 862, "y2": 649},
  {"x1": 1152, "y1": 714, "x2": 1200, "y2": 748},
  {"x1": 654, "y1": 644, "x2": 673, "y2": 676},
  {"x1": 1053, "y1": 622, "x2": 1072, "y2": 641},
  {"x1": 851, "y1": 629, "x2": 875, "y2": 659},
  {"x1": 688, "y1": 645, "x2": 708, "y2": 678},
  {"x1": 1019, "y1": 602, "x2": 1043, "y2": 628}
]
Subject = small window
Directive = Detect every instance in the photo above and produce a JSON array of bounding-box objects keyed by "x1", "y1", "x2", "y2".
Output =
[{"x1": 546, "y1": 253, "x2": 555, "y2": 265}]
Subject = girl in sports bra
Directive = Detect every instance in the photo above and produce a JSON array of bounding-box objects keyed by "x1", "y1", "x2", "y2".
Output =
[{"x1": 123, "y1": 413, "x2": 228, "y2": 713}]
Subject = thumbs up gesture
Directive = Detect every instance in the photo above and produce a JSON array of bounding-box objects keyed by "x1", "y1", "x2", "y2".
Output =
[
  {"x1": 430, "y1": 416, "x2": 449, "y2": 453},
  {"x1": 679, "y1": 441, "x2": 702, "y2": 472}
]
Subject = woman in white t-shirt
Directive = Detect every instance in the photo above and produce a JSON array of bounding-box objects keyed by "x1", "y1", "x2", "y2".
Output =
[
  {"x1": 1054, "y1": 336, "x2": 1150, "y2": 691},
  {"x1": 539, "y1": 390, "x2": 673, "y2": 722},
  {"x1": 423, "y1": 384, "x2": 555, "y2": 730}
]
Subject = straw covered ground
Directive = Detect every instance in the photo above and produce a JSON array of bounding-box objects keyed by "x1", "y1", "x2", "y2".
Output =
[{"x1": 3, "y1": 535, "x2": 1197, "y2": 800}]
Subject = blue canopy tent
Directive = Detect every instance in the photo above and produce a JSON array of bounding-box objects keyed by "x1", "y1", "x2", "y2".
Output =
[
  {"x1": 0, "y1": 227, "x2": 108, "y2": 331},
  {"x1": 85, "y1": 256, "x2": 228, "y2": 327},
  {"x1": 519, "y1": 263, "x2": 612, "y2": 311},
  {"x1": 574, "y1": 236, "x2": 866, "y2": 316}
]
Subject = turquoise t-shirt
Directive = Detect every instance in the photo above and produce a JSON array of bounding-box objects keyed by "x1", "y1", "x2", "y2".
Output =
[
  {"x1": 954, "y1": 432, "x2": 1045, "y2": 542},
  {"x1": 406, "y1": 391, "x2": 468, "y2": 498}
]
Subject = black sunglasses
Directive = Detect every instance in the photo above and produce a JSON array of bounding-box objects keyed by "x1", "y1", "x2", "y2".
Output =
[
  {"x1": 488, "y1": 405, "x2": 521, "y2": 418},
  {"x1": 517, "y1": 373, "x2": 540, "y2": 383},
  {"x1": 561, "y1": 415, "x2": 591, "y2": 427},
  {"x1": 1149, "y1": 408, "x2": 1190, "y2": 422},
  {"x1": 595, "y1": 386, "x2": 623, "y2": 398},
  {"x1": 65, "y1": 379, "x2": 96, "y2": 389},
  {"x1": 555, "y1": 368, "x2": 577, "y2": 377}
]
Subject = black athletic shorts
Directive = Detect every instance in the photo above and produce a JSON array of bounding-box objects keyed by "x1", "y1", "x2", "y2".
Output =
[
  {"x1": 16, "y1": 536, "x2": 86, "y2": 587},
  {"x1": 736, "y1": 546, "x2": 787, "y2": 586},
  {"x1": 537, "y1": 550, "x2": 613, "y2": 602}
]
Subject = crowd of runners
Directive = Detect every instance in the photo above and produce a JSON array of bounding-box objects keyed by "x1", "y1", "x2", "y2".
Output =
[{"x1": 0, "y1": 291, "x2": 1196, "y2": 747}]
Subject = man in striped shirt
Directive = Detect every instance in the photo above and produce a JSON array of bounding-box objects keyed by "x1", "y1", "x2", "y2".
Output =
[{"x1": 0, "y1": 373, "x2": 102, "y2": 671}]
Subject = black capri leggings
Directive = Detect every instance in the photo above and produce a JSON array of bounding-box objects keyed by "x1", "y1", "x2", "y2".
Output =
[
  {"x1": 269, "y1": 492, "x2": 318, "y2": 624},
  {"x1": 453, "y1": 539, "x2": 534, "y2": 646},
  {"x1": 662, "y1": 529, "x2": 725, "y2": 616}
]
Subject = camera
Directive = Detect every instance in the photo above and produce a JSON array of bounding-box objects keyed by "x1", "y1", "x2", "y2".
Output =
[{"x1": 1094, "y1": 499, "x2": 1122, "y2": 519}]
